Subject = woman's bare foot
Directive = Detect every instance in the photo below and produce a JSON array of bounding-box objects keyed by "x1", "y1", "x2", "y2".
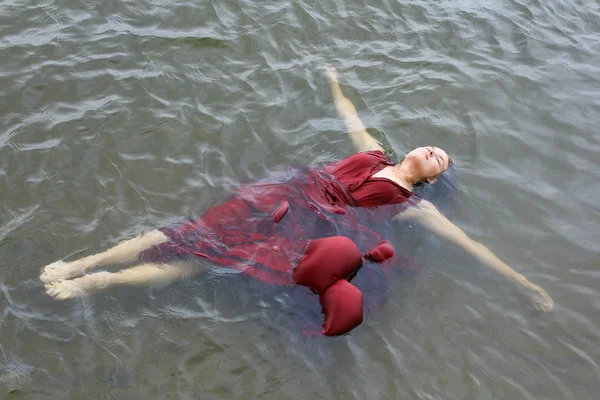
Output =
[
  {"x1": 40, "y1": 260, "x2": 92, "y2": 283},
  {"x1": 44, "y1": 272, "x2": 110, "y2": 300},
  {"x1": 41, "y1": 231, "x2": 170, "y2": 284}
]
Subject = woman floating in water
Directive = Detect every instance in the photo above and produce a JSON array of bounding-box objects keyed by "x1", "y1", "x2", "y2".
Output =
[{"x1": 41, "y1": 68, "x2": 553, "y2": 330}]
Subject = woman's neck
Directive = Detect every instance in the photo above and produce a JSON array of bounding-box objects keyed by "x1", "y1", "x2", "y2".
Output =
[{"x1": 392, "y1": 163, "x2": 417, "y2": 191}]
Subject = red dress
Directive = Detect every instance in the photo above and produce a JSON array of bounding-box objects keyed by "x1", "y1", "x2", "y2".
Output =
[{"x1": 139, "y1": 150, "x2": 420, "y2": 285}]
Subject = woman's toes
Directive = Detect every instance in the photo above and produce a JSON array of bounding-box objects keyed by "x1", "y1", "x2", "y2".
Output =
[
  {"x1": 40, "y1": 261, "x2": 88, "y2": 283},
  {"x1": 45, "y1": 280, "x2": 84, "y2": 300},
  {"x1": 40, "y1": 261, "x2": 68, "y2": 283}
]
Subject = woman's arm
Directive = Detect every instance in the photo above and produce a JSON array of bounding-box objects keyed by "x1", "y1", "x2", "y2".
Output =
[
  {"x1": 395, "y1": 201, "x2": 554, "y2": 311},
  {"x1": 326, "y1": 67, "x2": 384, "y2": 153}
]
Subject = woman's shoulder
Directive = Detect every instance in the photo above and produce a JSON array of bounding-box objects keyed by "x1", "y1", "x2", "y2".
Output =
[
  {"x1": 356, "y1": 149, "x2": 386, "y2": 158},
  {"x1": 343, "y1": 150, "x2": 392, "y2": 164},
  {"x1": 321, "y1": 150, "x2": 394, "y2": 178}
]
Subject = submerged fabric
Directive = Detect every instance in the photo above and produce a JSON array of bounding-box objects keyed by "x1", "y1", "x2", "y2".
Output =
[
  {"x1": 293, "y1": 236, "x2": 365, "y2": 335},
  {"x1": 139, "y1": 150, "x2": 421, "y2": 284},
  {"x1": 293, "y1": 236, "x2": 363, "y2": 293},
  {"x1": 320, "y1": 280, "x2": 364, "y2": 336}
]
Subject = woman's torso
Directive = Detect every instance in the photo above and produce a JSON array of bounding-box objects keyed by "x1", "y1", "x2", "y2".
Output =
[{"x1": 326, "y1": 150, "x2": 417, "y2": 209}]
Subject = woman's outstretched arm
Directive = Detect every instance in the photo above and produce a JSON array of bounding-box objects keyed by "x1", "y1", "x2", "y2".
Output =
[
  {"x1": 395, "y1": 200, "x2": 554, "y2": 311},
  {"x1": 326, "y1": 67, "x2": 384, "y2": 153}
]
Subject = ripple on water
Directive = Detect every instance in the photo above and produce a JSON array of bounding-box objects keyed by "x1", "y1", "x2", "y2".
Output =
[{"x1": 1, "y1": 0, "x2": 600, "y2": 398}]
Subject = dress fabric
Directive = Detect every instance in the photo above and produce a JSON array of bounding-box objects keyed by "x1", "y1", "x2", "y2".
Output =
[{"x1": 139, "y1": 150, "x2": 421, "y2": 285}]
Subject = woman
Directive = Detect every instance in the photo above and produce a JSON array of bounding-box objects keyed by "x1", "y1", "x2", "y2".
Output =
[{"x1": 41, "y1": 68, "x2": 553, "y2": 313}]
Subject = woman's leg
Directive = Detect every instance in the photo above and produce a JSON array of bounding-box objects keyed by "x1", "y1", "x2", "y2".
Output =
[
  {"x1": 40, "y1": 230, "x2": 169, "y2": 283},
  {"x1": 44, "y1": 260, "x2": 203, "y2": 300}
]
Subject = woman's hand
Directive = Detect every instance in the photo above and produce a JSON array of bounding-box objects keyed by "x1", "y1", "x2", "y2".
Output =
[
  {"x1": 326, "y1": 66, "x2": 344, "y2": 102},
  {"x1": 519, "y1": 280, "x2": 554, "y2": 312},
  {"x1": 326, "y1": 66, "x2": 339, "y2": 86},
  {"x1": 324, "y1": 66, "x2": 385, "y2": 153}
]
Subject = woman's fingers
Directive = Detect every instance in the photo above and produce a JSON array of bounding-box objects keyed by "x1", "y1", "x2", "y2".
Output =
[
  {"x1": 326, "y1": 66, "x2": 339, "y2": 85},
  {"x1": 325, "y1": 66, "x2": 344, "y2": 101},
  {"x1": 525, "y1": 283, "x2": 554, "y2": 312}
]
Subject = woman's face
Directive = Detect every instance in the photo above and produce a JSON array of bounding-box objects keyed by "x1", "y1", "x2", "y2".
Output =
[{"x1": 404, "y1": 146, "x2": 451, "y2": 182}]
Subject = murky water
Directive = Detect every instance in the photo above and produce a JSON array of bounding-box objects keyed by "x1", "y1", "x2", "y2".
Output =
[{"x1": 1, "y1": 0, "x2": 599, "y2": 398}]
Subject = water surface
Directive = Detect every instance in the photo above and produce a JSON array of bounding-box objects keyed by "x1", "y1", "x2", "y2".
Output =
[{"x1": 1, "y1": 0, "x2": 599, "y2": 398}]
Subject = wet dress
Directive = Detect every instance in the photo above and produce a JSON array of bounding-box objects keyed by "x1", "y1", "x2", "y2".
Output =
[{"x1": 140, "y1": 150, "x2": 421, "y2": 285}]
